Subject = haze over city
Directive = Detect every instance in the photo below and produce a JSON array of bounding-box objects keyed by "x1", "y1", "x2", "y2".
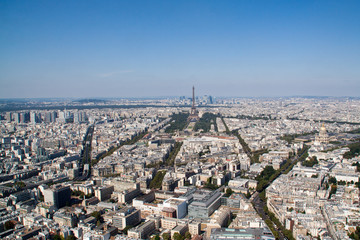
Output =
[{"x1": 1, "y1": 0, "x2": 360, "y2": 98}]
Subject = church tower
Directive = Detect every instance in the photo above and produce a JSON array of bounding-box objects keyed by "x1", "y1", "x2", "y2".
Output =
[{"x1": 315, "y1": 122, "x2": 329, "y2": 144}]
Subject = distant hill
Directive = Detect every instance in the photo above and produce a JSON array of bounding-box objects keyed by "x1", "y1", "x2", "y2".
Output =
[{"x1": 72, "y1": 99, "x2": 108, "y2": 104}]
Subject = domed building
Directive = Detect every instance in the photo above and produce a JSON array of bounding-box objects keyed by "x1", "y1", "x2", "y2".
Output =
[{"x1": 315, "y1": 123, "x2": 329, "y2": 144}]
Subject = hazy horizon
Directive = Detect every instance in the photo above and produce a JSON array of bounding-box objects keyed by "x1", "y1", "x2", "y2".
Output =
[
  {"x1": 1, "y1": 1, "x2": 360, "y2": 98},
  {"x1": 1, "y1": 95, "x2": 360, "y2": 102}
]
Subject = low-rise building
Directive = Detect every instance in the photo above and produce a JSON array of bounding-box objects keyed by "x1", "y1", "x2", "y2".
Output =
[
  {"x1": 210, "y1": 227, "x2": 275, "y2": 240},
  {"x1": 112, "y1": 207, "x2": 141, "y2": 231},
  {"x1": 188, "y1": 189, "x2": 223, "y2": 219},
  {"x1": 128, "y1": 220, "x2": 155, "y2": 239},
  {"x1": 95, "y1": 185, "x2": 114, "y2": 201}
]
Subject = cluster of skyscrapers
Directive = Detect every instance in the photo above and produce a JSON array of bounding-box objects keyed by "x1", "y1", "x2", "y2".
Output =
[{"x1": 4, "y1": 110, "x2": 87, "y2": 124}]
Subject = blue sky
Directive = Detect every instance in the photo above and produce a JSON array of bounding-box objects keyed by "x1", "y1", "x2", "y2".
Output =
[{"x1": 1, "y1": 0, "x2": 359, "y2": 98}]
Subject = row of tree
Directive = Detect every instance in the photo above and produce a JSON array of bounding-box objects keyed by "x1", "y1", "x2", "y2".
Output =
[
  {"x1": 348, "y1": 226, "x2": 360, "y2": 240},
  {"x1": 193, "y1": 113, "x2": 218, "y2": 132},
  {"x1": 279, "y1": 131, "x2": 316, "y2": 144},
  {"x1": 301, "y1": 156, "x2": 318, "y2": 167},
  {"x1": 165, "y1": 113, "x2": 189, "y2": 133},
  {"x1": 149, "y1": 171, "x2": 167, "y2": 189},
  {"x1": 155, "y1": 231, "x2": 192, "y2": 240},
  {"x1": 91, "y1": 130, "x2": 148, "y2": 166},
  {"x1": 255, "y1": 147, "x2": 310, "y2": 239},
  {"x1": 262, "y1": 205, "x2": 295, "y2": 240},
  {"x1": 166, "y1": 142, "x2": 183, "y2": 166},
  {"x1": 343, "y1": 142, "x2": 360, "y2": 159}
]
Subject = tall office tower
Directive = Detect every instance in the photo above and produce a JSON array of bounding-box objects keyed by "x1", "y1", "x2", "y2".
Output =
[
  {"x1": 58, "y1": 111, "x2": 66, "y2": 123},
  {"x1": 5, "y1": 112, "x2": 12, "y2": 122},
  {"x1": 30, "y1": 112, "x2": 36, "y2": 124},
  {"x1": 188, "y1": 86, "x2": 200, "y2": 122},
  {"x1": 74, "y1": 111, "x2": 87, "y2": 123},
  {"x1": 21, "y1": 112, "x2": 30, "y2": 123},
  {"x1": 45, "y1": 112, "x2": 52, "y2": 123},
  {"x1": 73, "y1": 112, "x2": 79, "y2": 123},
  {"x1": 20, "y1": 112, "x2": 27, "y2": 123},
  {"x1": 51, "y1": 111, "x2": 57, "y2": 122},
  {"x1": 37, "y1": 112, "x2": 42, "y2": 123},
  {"x1": 30, "y1": 112, "x2": 40, "y2": 124},
  {"x1": 14, "y1": 113, "x2": 20, "y2": 123},
  {"x1": 80, "y1": 112, "x2": 87, "y2": 122}
]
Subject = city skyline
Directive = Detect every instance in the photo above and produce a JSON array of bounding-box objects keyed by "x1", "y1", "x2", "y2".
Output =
[
  {"x1": 1, "y1": 0, "x2": 360, "y2": 98},
  {"x1": 0, "y1": 97, "x2": 359, "y2": 240}
]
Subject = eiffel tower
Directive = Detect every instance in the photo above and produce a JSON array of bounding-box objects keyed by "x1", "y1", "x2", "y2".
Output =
[{"x1": 188, "y1": 86, "x2": 200, "y2": 122}]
